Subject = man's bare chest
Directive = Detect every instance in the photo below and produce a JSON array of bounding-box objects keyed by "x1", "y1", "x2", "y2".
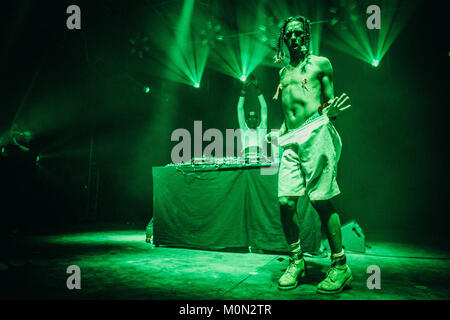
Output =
[{"x1": 281, "y1": 64, "x2": 322, "y2": 92}]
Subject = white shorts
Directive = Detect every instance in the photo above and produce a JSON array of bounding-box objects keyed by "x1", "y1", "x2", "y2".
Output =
[{"x1": 278, "y1": 117, "x2": 342, "y2": 200}]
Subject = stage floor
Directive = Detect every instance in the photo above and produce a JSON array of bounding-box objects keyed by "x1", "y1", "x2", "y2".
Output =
[{"x1": 1, "y1": 229, "x2": 449, "y2": 300}]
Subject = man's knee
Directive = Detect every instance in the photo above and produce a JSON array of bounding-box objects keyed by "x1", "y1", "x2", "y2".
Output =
[
  {"x1": 311, "y1": 199, "x2": 336, "y2": 219},
  {"x1": 279, "y1": 196, "x2": 297, "y2": 211}
]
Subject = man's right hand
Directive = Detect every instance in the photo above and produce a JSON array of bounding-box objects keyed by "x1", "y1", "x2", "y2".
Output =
[
  {"x1": 245, "y1": 74, "x2": 258, "y2": 88},
  {"x1": 265, "y1": 131, "x2": 281, "y2": 144}
]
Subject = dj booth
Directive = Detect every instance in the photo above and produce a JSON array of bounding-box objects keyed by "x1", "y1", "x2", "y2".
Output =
[{"x1": 152, "y1": 160, "x2": 321, "y2": 253}]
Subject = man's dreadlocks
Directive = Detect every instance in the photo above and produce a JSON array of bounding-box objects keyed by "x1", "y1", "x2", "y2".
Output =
[{"x1": 275, "y1": 16, "x2": 311, "y2": 63}]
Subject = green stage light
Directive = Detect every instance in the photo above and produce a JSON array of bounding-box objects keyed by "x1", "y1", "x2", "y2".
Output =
[
  {"x1": 144, "y1": 86, "x2": 150, "y2": 93},
  {"x1": 144, "y1": 0, "x2": 209, "y2": 88},
  {"x1": 194, "y1": 82, "x2": 200, "y2": 88},
  {"x1": 208, "y1": 2, "x2": 274, "y2": 80},
  {"x1": 326, "y1": 0, "x2": 417, "y2": 67}
]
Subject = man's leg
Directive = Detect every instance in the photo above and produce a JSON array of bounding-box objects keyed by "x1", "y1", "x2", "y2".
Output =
[
  {"x1": 278, "y1": 196, "x2": 306, "y2": 290},
  {"x1": 279, "y1": 196, "x2": 300, "y2": 245},
  {"x1": 311, "y1": 200, "x2": 342, "y2": 253},
  {"x1": 311, "y1": 199, "x2": 352, "y2": 294}
]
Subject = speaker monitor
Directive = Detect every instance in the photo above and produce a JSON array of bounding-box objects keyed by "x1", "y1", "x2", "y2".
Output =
[{"x1": 341, "y1": 220, "x2": 365, "y2": 253}]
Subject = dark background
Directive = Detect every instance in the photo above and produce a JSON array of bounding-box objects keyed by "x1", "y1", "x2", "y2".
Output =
[{"x1": 0, "y1": 0, "x2": 448, "y2": 245}]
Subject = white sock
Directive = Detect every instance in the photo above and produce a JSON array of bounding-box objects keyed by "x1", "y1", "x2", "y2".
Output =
[
  {"x1": 288, "y1": 240, "x2": 301, "y2": 254},
  {"x1": 331, "y1": 249, "x2": 345, "y2": 259}
]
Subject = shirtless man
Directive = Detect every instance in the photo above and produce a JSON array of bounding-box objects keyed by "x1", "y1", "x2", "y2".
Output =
[{"x1": 273, "y1": 16, "x2": 352, "y2": 294}]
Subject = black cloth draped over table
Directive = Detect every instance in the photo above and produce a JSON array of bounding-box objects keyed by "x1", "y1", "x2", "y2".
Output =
[{"x1": 152, "y1": 166, "x2": 321, "y2": 253}]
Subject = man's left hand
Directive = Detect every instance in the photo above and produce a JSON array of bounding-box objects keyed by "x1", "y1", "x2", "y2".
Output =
[{"x1": 323, "y1": 93, "x2": 352, "y2": 117}]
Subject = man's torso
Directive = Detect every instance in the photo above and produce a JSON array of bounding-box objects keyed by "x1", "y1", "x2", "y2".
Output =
[
  {"x1": 240, "y1": 127, "x2": 266, "y2": 151},
  {"x1": 280, "y1": 55, "x2": 327, "y2": 130}
]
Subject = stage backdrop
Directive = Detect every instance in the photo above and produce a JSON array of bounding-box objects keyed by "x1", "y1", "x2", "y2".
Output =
[{"x1": 152, "y1": 166, "x2": 321, "y2": 253}]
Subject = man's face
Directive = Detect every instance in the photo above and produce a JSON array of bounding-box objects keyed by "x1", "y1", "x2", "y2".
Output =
[
  {"x1": 247, "y1": 114, "x2": 259, "y2": 129},
  {"x1": 284, "y1": 21, "x2": 305, "y2": 54}
]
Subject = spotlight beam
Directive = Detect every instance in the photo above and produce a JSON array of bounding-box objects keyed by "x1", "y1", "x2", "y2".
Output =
[
  {"x1": 146, "y1": 0, "x2": 210, "y2": 87},
  {"x1": 326, "y1": 0, "x2": 418, "y2": 66}
]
